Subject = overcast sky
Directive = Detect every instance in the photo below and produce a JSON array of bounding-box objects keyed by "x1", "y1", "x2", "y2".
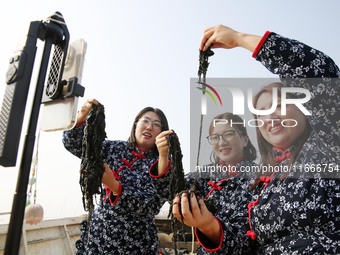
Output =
[{"x1": 1, "y1": 0, "x2": 340, "y2": 221}]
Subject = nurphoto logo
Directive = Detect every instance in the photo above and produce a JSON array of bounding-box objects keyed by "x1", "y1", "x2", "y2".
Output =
[
  {"x1": 196, "y1": 82, "x2": 222, "y2": 115},
  {"x1": 198, "y1": 83, "x2": 311, "y2": 117}
]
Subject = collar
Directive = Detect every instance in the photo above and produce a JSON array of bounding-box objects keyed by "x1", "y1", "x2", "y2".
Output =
[{"x1": 273, "y1": 146, "x2": 294, "y2": 163}]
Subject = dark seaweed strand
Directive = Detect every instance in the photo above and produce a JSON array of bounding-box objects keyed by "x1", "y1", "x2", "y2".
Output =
[
  {"x1": 167, "y1": 131, "x2": 187, "y2": 207},
  {"x1": 197, "y1": 47, "x2": 214, "y2": 81},
  {"x1": 80, "y1": 103, "x2": 107, "y2": 220},
  {"x1": 166, "y1": 131, "x2": 188, "y2": 255},
  {"x1": 166, "y1": 131, "x2": 216, "y2": 254},
  {"x1": 197, "y1": 48, "x2": 217, "y2": 214},
  {"x1": 196, "y1": 48, "x2": 214, "y2": 167}
]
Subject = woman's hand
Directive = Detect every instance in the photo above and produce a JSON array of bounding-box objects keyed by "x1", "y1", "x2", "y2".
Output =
[
  {"x1": 102, "y1": 163, "x2": 120, "y2": 194},
  {"x1": 200, "y1": 24, "x2": 262, "y2": 53},
  {"x1": 172, "y1": 192, "x2": 215, "y2": 228},
  {"x1": 155, "y1": 130, "x2": 173, "y2": 158},
  {"x1": 172, "y1": 192, "x2": 222, "y2": 245},
  {"x1": 155, "y1": 130, "x2": 173, "y2": 175},
  {"x1": 76, "y1": 98, "x2": 99, "y2": 126}
]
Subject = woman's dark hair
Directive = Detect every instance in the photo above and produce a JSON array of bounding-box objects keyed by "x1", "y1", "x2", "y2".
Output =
[
  {"x1": 209, "y1": 112, "x2": 257, "y2": 163},
  {"x1": 127, "y1": 107, "x2": 169, "y2": 155}
]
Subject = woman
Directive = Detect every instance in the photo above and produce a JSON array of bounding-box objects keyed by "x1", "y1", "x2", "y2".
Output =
[
  {"x1": 62, "y1": 98, "x2": 173, "y2": 254},
  {"x1": 172, "y1": 112, "x2": 258, "y2": 254},
  {"x1": 177, "y1": 25, "x2": 340, "y2": 254}
]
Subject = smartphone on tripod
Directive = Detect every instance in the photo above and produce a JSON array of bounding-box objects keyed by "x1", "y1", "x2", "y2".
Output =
[{"x1": 40, "y1": 38, "x2": 87, "y2": 131}]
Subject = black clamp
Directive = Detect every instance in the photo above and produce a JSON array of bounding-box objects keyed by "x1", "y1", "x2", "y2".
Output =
[{"x1": 62, "y1": 77, "x2": 85, "y2": 98}]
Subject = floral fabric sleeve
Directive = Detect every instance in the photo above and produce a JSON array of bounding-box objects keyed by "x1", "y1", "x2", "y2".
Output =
[
  {"x1": 62, "y1": 124, "x2": 85, "y2": 158},
  {"x1": 196, "y1": 218, "x2": 256, "y2": 255},
  {"x1": 149, "y1": 160, "x2": 172, "y2": 202},
  {"x1": 185, "y1": 169, "x2": 256, "y2": 254},
  {"x1": 254, "y1": 32, "x2": 340, "y2": 78}
]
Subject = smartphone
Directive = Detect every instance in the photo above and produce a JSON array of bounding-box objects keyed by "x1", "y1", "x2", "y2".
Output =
[{"x1": 40, "y1": 38, "x2": 87, "y2": 131}]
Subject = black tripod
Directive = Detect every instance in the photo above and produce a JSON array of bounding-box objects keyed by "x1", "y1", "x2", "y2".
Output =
[{"x1": 0, "y1": 12, "x2": 81, "y2": 255}]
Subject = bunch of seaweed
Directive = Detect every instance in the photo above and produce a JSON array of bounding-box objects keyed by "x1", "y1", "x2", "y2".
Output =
[
  {"x1": 167, "y1": 48, "x2": 216, "y2": 254},
  {"x1": 80, "y1": 103, "x2": 107, "y2": 219},
  {"x1": 167, "y1": 131, "x2": 215, "y2": 255},
  {"x1": 166, "y1": 131, "x2": 188, "y2": 255}
]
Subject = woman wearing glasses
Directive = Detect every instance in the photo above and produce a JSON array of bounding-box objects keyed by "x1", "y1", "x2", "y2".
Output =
[
  {"x1": 179, "y1": 24, "x2": 340, "y2": 254},
  {"x1": 62, "y1": 98, "x2": 173, "y2": 255},
  {"x1": 172, "y1": 112, "x2": 258, "y2": 255}
]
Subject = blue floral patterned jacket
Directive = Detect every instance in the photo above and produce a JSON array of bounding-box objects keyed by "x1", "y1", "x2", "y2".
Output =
[
  {"x1": 63, "y1": 128, "x2": 170, "y2": 255},
  {"x1": 199, "y1": 32, "x2": 340, "y2": 255}
]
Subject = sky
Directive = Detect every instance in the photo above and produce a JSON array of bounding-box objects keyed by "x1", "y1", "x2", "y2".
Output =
[{"x1": 1, "y1": 0, "x2": 340, "y2": 222}]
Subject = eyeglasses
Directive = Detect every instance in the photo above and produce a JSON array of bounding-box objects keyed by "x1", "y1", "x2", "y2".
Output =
[
  {"x1": 138, "y1": 117, "x2": 162, "y2": 130},
  {"x1": 206, "y1": 130, "x2": 238, "y2": 145}
]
